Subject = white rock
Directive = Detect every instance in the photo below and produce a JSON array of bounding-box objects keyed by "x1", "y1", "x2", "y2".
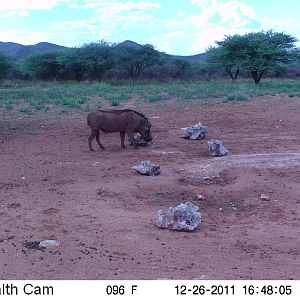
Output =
[
  {"x1": 130, "y1": 133, "x2": 153, "y2": 147},
  {"x1": 156, "y1": 202, "x2": 201, "y2": 231},
  {"x1": 260, "y1": 194, "x2": 270, "y2": 201},
  {"x1": 132, "y1": 160, "x2": 161, "y2": 176},
  {"x1": 207, "y1": 139, "x2": 229, "y2": 157},
  {"x1": 39, "y1": 240, "x2": 61, "y2": 247},
  {"x1": 196, "y1": 194, "x2": 205, "y2": 200},
  {"x1": 181, "y1": 122, "x2": 207, "y2": 140}
]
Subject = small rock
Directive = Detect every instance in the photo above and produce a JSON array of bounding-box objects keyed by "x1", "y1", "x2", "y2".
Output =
[
  {"x1": 23, "y1": 240, "x2": 43, "y2": 250},
  {"x1": 156, "y1": 202, "x2": 201, "y2": 231},
  {"x1": 130, "y1": 133, "x2": 153, "y2": 147},
  {"x1": 260, "y1": 194, "x2": 270, "y2": 201},
  {"x1": 132, "y1": 160, "x2": 161, "y2": 176},
  {"x1": 196, "y1": 194, "x2": 205, "y2": 200},
  {"x1": 206, "y1": 139, "x2": 229, "y2": 157},
  {"x1": 39, "y1": 240, "x2": 61, "y2": 247},
  {"x1": 181, "y1": 122, "x2": 208, "y2": 140}
]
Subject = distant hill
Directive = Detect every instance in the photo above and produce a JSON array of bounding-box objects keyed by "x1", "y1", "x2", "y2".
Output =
[
  {"x1": 117, "y1": 40, "x2": 207, "y2": 62},
  {"x1": 0, "y1": 40, "x2": 206, "y2": 62},
  {"x1": 0, "y1": 42, "x2": 67, "y2": 60},
  {"x1": 171, "y1": 53, "x2": 207, "y2": 62},
  {"x1": 117, "y1": 40, "x2": 143, "y2": 48}
]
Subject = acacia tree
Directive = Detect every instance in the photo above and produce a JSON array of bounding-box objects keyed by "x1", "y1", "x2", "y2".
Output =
[
  {"x1": 241, "y1": 31, "x2": 298, "y2": 84},
  {"x1": 208, "y1": 31, "x2": 299, "y2": 84},
  {"x1": 80, "y1": 41, "x2": 114, "y2": 81},
  {"x1": 114, "y1": 44, "x2": 160, "y2": 81},
  {"x1": 207, "y1": 34, "x2": 244, "y2": 81},
  {"x1": 58, "y1": 48, "x2": 86, "y2": 81},
  {"x1": 22, "y1": 52, "x2": 62, "y2": 80}
]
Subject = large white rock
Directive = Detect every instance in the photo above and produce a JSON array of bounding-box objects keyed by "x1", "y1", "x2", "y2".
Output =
[
  {"x1": 156, "y1": 202, "x2": 201, "y2": 231},
  {"x1": 182, "y1": 122, "x2": 207, "y2": 140},
  {"x1": 132, "y1": 160, "x2": 161, "y2": 176}
]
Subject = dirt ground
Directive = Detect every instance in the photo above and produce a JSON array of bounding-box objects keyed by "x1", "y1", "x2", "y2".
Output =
[{"x1": 0, "y1": 95, "x2": 299, "y2": 280}]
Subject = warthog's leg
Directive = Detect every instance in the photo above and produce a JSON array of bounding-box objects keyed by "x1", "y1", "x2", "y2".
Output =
[
  {"x1": 120, "y1": 131, "x2": 126, "y2": 149},
  {"x1": 96, "y1": 130, "x2": 105, "y2": 149},
  {"x1": 88, "y1": 128, "x2": 97, "y2": 151},
  {"x1": 127, "y1": 132, "x2": 137, "y2": 149}
]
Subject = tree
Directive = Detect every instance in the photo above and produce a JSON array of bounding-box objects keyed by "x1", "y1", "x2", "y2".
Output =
[
  {"x1": 22, "y1": 52, "x2": 62, "y2": 80},
  {"x1": 207, "y1": 34, "x2": 244, "y2": 81},
  {"x1": 0, "y1": 52, "x2": 13, "y2": 80},
  {"x1": 58, "y1": 48, "x2": 87, "y2": 81},
  {"x1": 114, "y1": 43, "x2": 160, "y2": 81},
  {"x1": 80, "y1": 41, "x2": 114, "y2": 81},
  {"x1": 241, "y1": 31, "x2": 298, "y2": 84},
  {"x1": 208, "y1": 31, "x2": 299, "y2": 84}
]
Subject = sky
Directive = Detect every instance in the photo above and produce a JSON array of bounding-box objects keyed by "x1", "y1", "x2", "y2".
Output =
[{"x1": 0, "y1": 0, "x2": 299, "y2": 55}]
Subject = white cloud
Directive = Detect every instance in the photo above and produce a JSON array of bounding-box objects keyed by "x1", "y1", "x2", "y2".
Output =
[
  {"x1": 149, "y1": 31, "x2": 191, "y2": 54},
  {"x1": 190, "y1": 26, "x2": 250, "y2": 53},
  {"x1": 54, "y1": 0, "x2": 160, "y2": 41},
  {"x1": 188, "y1": 0, "x2": 257, "y2": 28},
  {"x1": 0, "y1": 0, "x2": 70, "y2": 11},
  {"x1": 81, "y1": 0, "x2": 160, "y2": 11},
  {"x1": 68, "y1": 3, "x2": 78, "y2": 9},
  {"x1": 149, "y1": 0, "x2": 262, "y2": 54},
  {"x1": 1, "y1": 9, "x2": 29, "y2": 17},
  {"x1": 60, "y1": 19, "x2": 98, "y2": 31},
  {"x1": 260, "y1": 16, "x2": 294, "y2": 32},
  {"x1": 18, "y1": 10, "x2": 29, "y2": 16},
  {"x1": 0, "y1": 30, "x2": 57, "y2": 45}
]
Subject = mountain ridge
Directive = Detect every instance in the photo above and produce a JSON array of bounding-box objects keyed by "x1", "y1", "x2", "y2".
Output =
[{"x1": 0, "y1": 40, "x2": 206, "y2": 62}]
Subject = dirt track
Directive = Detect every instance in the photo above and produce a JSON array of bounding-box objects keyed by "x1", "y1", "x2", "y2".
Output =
[{"x1": 0, "y1": 95, "x2": 299, "y2": 279}]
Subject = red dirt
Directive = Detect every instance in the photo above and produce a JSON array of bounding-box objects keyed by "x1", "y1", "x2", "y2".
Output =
[{"x1": 0, "y1": 95, "x2": 299, "y2": 280}]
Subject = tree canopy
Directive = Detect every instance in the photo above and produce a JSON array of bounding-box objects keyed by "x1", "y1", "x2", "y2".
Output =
[
  {"x1": 22, "y1": 51, "x2": 62, "y2": 80},
  {"x1": 0, "y1": 52, "x2": 13, "y2": 80},
  {"x1": 207, "y1": 31, "x2": 299, "y2": 84},
  {"x1": 207, "y1": 34, "x2": 244, "y2": 81},
  {"x1": 113, "y1": 44, "x2": 160, "y2": 81}
]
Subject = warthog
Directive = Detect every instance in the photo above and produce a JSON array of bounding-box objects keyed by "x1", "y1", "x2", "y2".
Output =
[{"x1": 87, "y1": 109, "x2": 152, "y2": 151}]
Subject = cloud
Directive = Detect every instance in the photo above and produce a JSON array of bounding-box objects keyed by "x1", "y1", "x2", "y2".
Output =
[
  {"x1": 260, "y1": 16, "x2": 295, "y2": 32},
  {"x1": 0, "y1": 30, "x2": 57, "y2": 45},
  {"x1": 150, "y1": 0, "x2": 261, "y2": 54},
  {"x1": 188, "y1": 0, "x2": 257, "y2": 29},
  {"x1": 0, "y1": 0, "x2": 70, "y2": 11},
  {"x1": 81, "y1": 0, "x2": 161, "y2": 23},
  {"x1": 1, "y1": 10, "x2": 29, "y2": 17},
  {"x1": 68, "y1": 4, "x2": 78, "y2": 9},
  {"x1": 53, "y1": 0, "x2": 161, "y2": 41},
  {"x1": 81, "y1": 0, "x2": 160, "y2": 11},
  {"x1": 149, "y1": 31, "x2": 193, "y2": 54},
  {"x1": 190, "y1": 26, "x2": 250, "y2": 53}
]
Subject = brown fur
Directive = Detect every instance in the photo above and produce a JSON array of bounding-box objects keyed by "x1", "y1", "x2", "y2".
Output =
[{"x1": 87, "y1": 109, "x2": 152, "y2": 151}]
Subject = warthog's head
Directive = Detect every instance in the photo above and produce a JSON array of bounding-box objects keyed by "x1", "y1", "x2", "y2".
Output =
[{"x1": 139, "y1": 119, "x2": 152, "y2": 142}]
